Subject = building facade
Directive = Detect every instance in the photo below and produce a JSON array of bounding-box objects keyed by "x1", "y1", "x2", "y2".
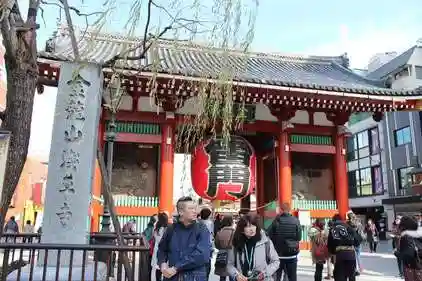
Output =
[
  {"x1": 365, "y1": 45, "x2": 422, "y2": 222},
  {"x1": 346, "y1": 114, "x2": 389, "y2": 236}
]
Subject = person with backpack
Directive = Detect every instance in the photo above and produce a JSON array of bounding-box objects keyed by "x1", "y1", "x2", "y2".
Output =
[
  {"x1": 327, "y1": 214, "x2": 361, "y2": 281},
  {"x1": 151, "y1": 212, "x2": 169, "y2": 281},
  {"x1": 267, "y1": 203, "x2": 302, "y2": 281},
  {"x1": 398, "y1": 215, "x2": 422, "y2": 281},
  {"x1": 309, "y1": 218, "x2": 330, "y2": 281},
  {"x1": 214, "y1": 215, "x2": 235, "y2": 281},
  {"x1": 157, "y1": 196, "x2": 211, "y2": 281},
  {"x1": 346, "y1": 212, "x2": 364, "y2": 276},
  {"x1": 227, "y1": 213, "x2": 279, "y2": 281}
]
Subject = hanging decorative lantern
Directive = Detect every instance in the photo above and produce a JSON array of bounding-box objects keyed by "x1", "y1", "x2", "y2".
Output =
[{"x1": 191, "y1": 135, "x2": 256, "y2": 201}]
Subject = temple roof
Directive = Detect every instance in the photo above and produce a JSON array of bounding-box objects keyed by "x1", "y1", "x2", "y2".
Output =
[{"x1": 38, "y1": 29, "x2": 420, "y2": 97}]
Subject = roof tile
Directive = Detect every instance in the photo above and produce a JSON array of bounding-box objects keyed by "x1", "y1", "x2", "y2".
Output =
[{"x1": 38, "y1": 30, "x2": 420, "y2": 96}]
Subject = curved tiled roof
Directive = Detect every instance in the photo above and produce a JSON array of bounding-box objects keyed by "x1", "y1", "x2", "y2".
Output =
[{"x1": 38, "y1": 29, "x2": 420, "y2": 97}]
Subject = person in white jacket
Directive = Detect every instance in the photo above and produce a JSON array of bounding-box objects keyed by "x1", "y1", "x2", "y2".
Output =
[{"x1": 151, "y1": 212, "x2": 169, "y2": 281}]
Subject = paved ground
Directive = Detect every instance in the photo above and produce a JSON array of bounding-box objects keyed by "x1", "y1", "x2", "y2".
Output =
[{"x1": 209, "y1": 241, "x2": 403, "y2": 281}]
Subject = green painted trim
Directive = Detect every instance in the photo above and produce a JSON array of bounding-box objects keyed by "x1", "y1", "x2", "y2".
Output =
[
  {"x1": 106, "y1": 121, "x2": 161, "y2": 134},
  {"x1": 290, "y1": 134, "x2": 332, "y2": 145},
  {"x1": 100, "y1": 195, "x2": 159, "y2": 207}
]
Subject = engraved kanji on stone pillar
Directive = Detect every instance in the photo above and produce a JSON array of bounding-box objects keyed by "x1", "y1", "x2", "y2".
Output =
[{"x1": 40, "y1": 63, "x2": 103, "y2": 267}]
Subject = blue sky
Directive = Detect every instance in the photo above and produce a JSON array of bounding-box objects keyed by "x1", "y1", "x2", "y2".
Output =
[{"x1": 23, "y1": 0, "x2": 422, "y2": 160}]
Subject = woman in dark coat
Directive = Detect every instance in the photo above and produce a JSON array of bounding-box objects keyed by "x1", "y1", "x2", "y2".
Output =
[
  {"x1": 392, "y1": 216, "x2": 404, "y2": 278},
  {"x1": 365, "y1": 219, "x2": 379, "y2": 253},
  {"x1": 398, "y1": 216, "x2": 422, "y2": 281}
]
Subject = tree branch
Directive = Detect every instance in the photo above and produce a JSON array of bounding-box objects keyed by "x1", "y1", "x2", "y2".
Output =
[
  {"x1": 59, "y1": 0, "x2": 79, "y2": 60},
  {"x1": 103, "y1": 25, "x2": 172, "y2": 67}
]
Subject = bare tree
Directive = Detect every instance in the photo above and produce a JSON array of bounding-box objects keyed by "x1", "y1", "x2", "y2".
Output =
[
  {"x1": 0, "y1": 0, "x2": 258, "y2": 230},
  {"x1": 0, "y1": 0, "x2": 41, "y2": 230}
]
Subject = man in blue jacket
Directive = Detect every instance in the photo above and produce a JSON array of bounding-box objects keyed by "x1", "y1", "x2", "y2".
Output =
[{"x1": 157, "y1": 196, "x2": 212, "y2": 281}]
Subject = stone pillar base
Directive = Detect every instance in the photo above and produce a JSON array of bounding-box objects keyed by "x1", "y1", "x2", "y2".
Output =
[{"x1": 7, "y1": 262, "x2": 108, "y2": 281}]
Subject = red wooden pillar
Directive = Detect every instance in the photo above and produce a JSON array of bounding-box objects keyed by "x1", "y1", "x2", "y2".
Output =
[
  {"x1": 91, "y1": 109, "x2": 106, "y2": 232},
  {"x1": 334, "y1": 129, "x2": 349, "y2": 220},
  {"x1": 256, "y1": 154, "x2": 265, "y2": 216},
  {"x1": 159, "y1": 123, "x2": 175, "y2": 216},
  {"x1": 278, "y1": 129, "x2": 292, "y2": 209}
]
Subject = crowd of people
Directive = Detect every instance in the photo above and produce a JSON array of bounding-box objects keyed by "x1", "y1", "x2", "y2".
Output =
[
  {"x1": 136, "y1": 197, "x2": 380, "y2": 281},
  {"x1": 4, "y1": 198, "x2": 422, "y2": 281},
  {"x1": 137, "y1": 197, "x2": 422, "y2": 281}
]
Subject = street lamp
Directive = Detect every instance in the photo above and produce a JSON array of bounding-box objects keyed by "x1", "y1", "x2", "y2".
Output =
[{"x1": 100, "y1": 75, "x2": 125, "y2": 232}]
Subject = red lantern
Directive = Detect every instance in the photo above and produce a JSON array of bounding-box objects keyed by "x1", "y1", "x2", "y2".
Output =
[{"x1": 191, "y1": 135, "x2": 256, "y2": 201}]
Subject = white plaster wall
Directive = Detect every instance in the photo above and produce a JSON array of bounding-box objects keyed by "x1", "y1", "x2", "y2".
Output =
[{"x1": 314, "y1": 112, "x2": 333, "y2": 126}]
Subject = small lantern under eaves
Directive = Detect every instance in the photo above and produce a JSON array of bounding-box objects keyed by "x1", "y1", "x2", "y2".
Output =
[{"x1": 409, "y1": 167, "x2": 422, "y2": 195}]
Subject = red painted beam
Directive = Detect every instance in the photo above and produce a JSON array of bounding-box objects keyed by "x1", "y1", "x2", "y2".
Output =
[
  {"x1": 112, "y1": 133, "x2": 161, "y2": 144},
  {"x1": 290, "y1": 144, "x2": 335, "y2": 154}
]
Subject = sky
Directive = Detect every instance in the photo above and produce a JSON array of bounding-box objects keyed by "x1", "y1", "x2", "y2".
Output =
[{"x1": 23, "y1": 0, "x2": 422, "y2": 161}]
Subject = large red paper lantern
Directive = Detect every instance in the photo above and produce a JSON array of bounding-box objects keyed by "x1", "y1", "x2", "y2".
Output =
[{"x1": 191, "y1": 135, "x2": 256, "y2": 201}]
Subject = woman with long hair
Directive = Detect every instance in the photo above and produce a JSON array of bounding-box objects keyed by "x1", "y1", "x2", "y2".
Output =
[
  {"x1": 309, "y1": 218, "x2": 330, "y2": 281},
  {"x1": 215, "y1": 215, "x2": 235, "y2": 281},
  {"x1": 365, "y1": 219, "x2": 379, "y2": 253},
  {"x1": 227, "y1": 213, "x2": 279, "y2": 281},
  {"x1": 151, "y1": 212, "x2": 169, "y2": 281}
]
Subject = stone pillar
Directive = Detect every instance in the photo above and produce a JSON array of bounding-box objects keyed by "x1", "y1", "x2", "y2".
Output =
[
  {"x1": 334, "y1": 127, "x2": 349, "y2": 220},
  {"x1": 159, "y1": 122, "x2": 174, "y2": 216},
  {"x1": 40, "y1": 63, "x2": 102, "y2": 266},
  {"x1": 278, "y1": 126, "x2": 292, "y2": 209}
]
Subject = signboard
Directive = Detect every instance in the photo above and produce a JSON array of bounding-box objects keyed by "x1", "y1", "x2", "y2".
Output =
[
  {"x1": 298, "y1": 210, "x2": 311, "y2": 226},
  {"x1": 191, "y1": 135, "x2": 256, "y2": 201}
]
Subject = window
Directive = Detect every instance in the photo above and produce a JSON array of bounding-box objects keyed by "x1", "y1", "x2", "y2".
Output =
[
  {"x1": 360, "y1": 168, "x2": 372, "y2": 196},
  {"x1": 394, "y1": 66, "x2": 410, "y2": 80},
  {"x1": 372, "y1": 166, "x2": 383, "y2": 193},
  {"x1": 416, "y1": 66, "x2": 422, "y2": 80},
  {"x1": 346, "y1": 129, "x2": 379, "y2": 161},
  {"x1": 398, "y1": 167, "x2": 413, "y2": 190},
  {"x1": 346, "y1": 137, "x2": 358, "y2": 161},
  {"x1": 357, "y1": 131, "x2": 369, "y2": 148},
  {"x1": 348, "y1": 166, "x2": 383, "y2": 197},
  {"x1": 369, "y1": 127, "x2": 380, "y2": 154},
  {"x1": 394, "y1": 126, "x2": 411, "y2": 146},
  {"x1": 348, "y1": 171, "x2": 359, "y2": 197}
]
